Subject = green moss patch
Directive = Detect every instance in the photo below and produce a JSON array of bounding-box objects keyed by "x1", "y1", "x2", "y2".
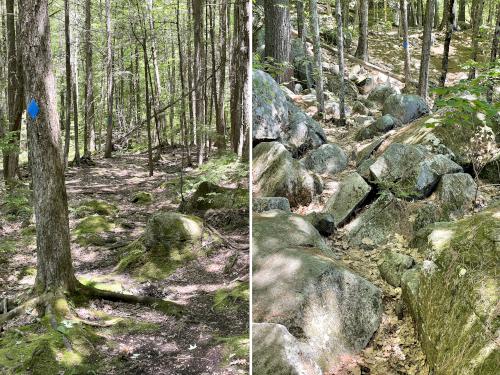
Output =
[
  {"x1": 116, "y1": 239, "x2": 198, "y2": 281},
  {"x1": 0, "y1": 319, "x2": 104, "y2": 374},
  {"x1": 2, "y1": 184, "x2": 32, "y2": 221},
  {"x1": 74, "y1": 215, "x2": 114, "y2": 235},
  {"x1": 73, "y1": 199, "x2": 118, "y2": 218},
  {"x1": 213, "y1": 282, "x2": 249, "y2": 312},
  {"x1": 78, "y1": 276, "x2": 124, "y2": 293},
  {"x1": 131, "y1": 191, "x2": 153, "y2": 204}
]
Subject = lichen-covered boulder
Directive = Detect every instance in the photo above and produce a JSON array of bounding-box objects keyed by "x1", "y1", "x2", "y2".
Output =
[
  {"x1": 373, "y1": 109, "x2": 493, "y2": 167},
  {"x1": 253, "y1": 70, "x2": 287, "y2": 142},
  {"x1": 283, "y1": 101, "x2": 327, "y2": 156},
  {"x1": 436, "y1": 173, "x2": 477, "y2": 218},
  {"x1": 144, "y1": 212, "x2": 203, "y2": 253},
  {"x1": 252, "y1": 323, "x2": 322, "y2": 375},
  {"x1": 323, "y1": 172, "x2": 371, "y2": 227},
  {"x1": 253, "y1": 197, "x2": 291, "y2": 213},
  {"x1": 253, "y1": 211, "x2": 383, "y2": 370},
  {"x1": 181, "y1": 181, "x2": 248, "y2": 213},
  {"x1": 253, "y1": 142, "x2": 318, "y2": 207},
  {"x1": 378, "y1": 251, "x2": 415, "y2": 287},
  {"x1": 367, "y1": 85, "x2": 400, "y2": 106},
  {"x1": 352, "y1": 101, "x2": 369, "y2": 115},
  {"x1": 325, "y1": 73, "x2": 359, "y2": 99},
  {"x1": 382, "y1": 94, "x2": 429, "y2": 124},
  {"x1": 403, "y1": 206, "x2": 500, "y2": 374},
  {"x1": 300, "y1": 144, "x2": 348, "y2": 175},
  {"x1": 356, "y1": 76, "x2": 376, "y2": 95},
  {"x1": 370, "y1": 144, "x2": 462, "y2": 198}
]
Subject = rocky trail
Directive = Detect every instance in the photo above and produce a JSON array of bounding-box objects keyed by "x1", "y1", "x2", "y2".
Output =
[
  {"x1": 0, "y1": 150, "x2": 249, "y2": 374},
  {"x1": 252, "y1": 32, "x2": 499, "y2": 373}
]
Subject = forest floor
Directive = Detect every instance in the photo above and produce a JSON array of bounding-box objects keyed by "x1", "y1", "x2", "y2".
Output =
[{"x1": 0, "y1": 149, "x2": 249, "y2": 374}]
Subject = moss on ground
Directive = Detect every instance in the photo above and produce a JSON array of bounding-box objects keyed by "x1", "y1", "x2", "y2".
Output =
[
  {"x1": 0, "y1": 318, "x2": 105, "y2": 374},
  {"x1": 78, "y1": 276, "x2": 124, "y2": 293},
  {"x1": 213, "y1": 282, "x2": 249, "y2": 312},
  {"x1": 73, "y1": 199, "x2": 118, "y2": 217},
  {"x1": 73, "y1": 215, "x2": 115, "y2": 246}
]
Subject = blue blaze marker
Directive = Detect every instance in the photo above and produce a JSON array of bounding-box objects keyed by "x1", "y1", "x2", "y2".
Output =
[
  {"x1": 403, "y1": 41, "x2": 409, "y2": 49},
  {"x1": 27, "y1": 99, "x2": 40, "y2": 120}
]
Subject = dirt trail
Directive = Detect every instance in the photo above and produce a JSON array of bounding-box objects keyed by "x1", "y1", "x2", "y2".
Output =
[{"x1": 0, "y1": 150, "x2": 249, "y2": 375}]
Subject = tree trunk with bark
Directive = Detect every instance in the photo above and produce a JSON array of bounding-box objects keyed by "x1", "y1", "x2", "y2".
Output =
[
  {"x1": 4, "y1": 0, "x2": 24, "y2": 183},
  {"x1": 487, "y1": 4, "x2": 499, "y2": 102},
  {"x1": 19, "y1": 0, "x2": 77, "y2": 294},
  {"x1": 264, "y1": 0, "x2": 292, "y2": 84},
  {"x1": 72, "y1": 35, "x2": 80, "y2": 166},
  {"x1": 193, "y1": 0, "x2": 205, "y2": 165},
  {"x1": 143, "y1": 38, "x2": 154, "y2": 177},
  {"x1": 355, "y1": 0, "x2": 369, "y2": 61},
  {"x1": 440, "y1": 0, "x2": 455, "y2": 86},
  {"x1": 84, "y1": 0, "x2": 95, "y2": 158},
  {"x1": 63, "y1": 0, "x2": 72, "y2": 167},
  {"x1": 310, "y1": 0, "x2": 325, "y2": 115},
  {"x1": 336, "y1": 0, "x2": 346, "y2": 126},
  {"x1": 104, "y1": 0, "x2": 114, "y2": 158},
  {"x1": 469, "y1": 0, "x2": 485, "y2": 79},
  {"x1": 458, "y1": 0, "x2": 466, "y2": 22},
  {"x1": 418, "y1": 0, "x2": 435, "y2": 99},
  {"x1": 401, "y1": 0, "x2": 412, "y2": 87}
]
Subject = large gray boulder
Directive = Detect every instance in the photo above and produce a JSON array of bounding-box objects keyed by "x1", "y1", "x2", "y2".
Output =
[
  {"x1": 402, "y1": 206, "x2": 500, "y2": 374},
  {"x1": 373, "y1": 114, "x2": 400, "y2": 133},
  {"x1": 253, "y1": 210, "x2": 330, "y2": 255},
  {"x1": 323, "y1": 172, "x2": 372, "y2": 227},
  {"x1": 284, "y1": 102, "x2": 327, "y2": 156},
  {"x1": 370, "y1": 144, "x2": 462, "y2": 198},
  {"x1": 300, "y1": 144, "x2": 348, "y2": 175},
  {"x1": 253, "y1": 213, "x2": 383, "y2": 369},
  {"x1": 144, "y1": 212, "x2": 203, "y2": 254},
  {"x1": 252, "y1": 323, "x2": 322, "y2": 375},
  {"x1": 325, "y1": 73, "x2": 359, "y2": 99},
  {"x1": 367, "y1": 84, "x2": 400, "y2": 106},
  {"x1": 436, "y1": 173, "x2": 477, "y2": 218},
  {"x1": 382, "y1": 94, "x2": 429, "y2": 124},
  {"x1": 253, "y1": 197, "x2": 291, "y2": 213},
  {"x1": 253, "y1": 142, "x2": 318, "y2": 207},
  {"x1": 253, "y1": 70, "x2": 288, "y2": 142}
]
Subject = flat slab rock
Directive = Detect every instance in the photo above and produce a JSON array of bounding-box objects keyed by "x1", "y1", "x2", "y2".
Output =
[{"x1": 323, "y1": 172, "x2": 372, "y2": 227}]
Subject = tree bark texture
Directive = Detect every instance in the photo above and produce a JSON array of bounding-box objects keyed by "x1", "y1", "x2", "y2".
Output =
[
  {"x1": 418, "y1": 0, "x2": 435, "y2": 98},
  {"x1": 355, "y1": 0, "x2": 368, "y2": 61}
]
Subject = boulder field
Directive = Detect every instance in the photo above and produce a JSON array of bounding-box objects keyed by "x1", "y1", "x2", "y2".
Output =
[{"x1": 251, "y1": 69, "x2": 495, "y2": 374}]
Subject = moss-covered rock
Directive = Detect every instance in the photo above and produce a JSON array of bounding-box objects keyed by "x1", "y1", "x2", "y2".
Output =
[
  {"x1": 144, "y1": 212, "x2": 203, "y2": 254},
  {"x1": 181, "y1": 181, "x2": 248, "y2": 213},
  {"x1": 300, "y1": 143, "x2": 348, "y2": 175},
  {"x1": 131, "y1": 191, "x2": 153, "y2": 204},
  {"x1": 404, "y1": 205, "x2": 500, "y2": 374},
  {"x1": 213, "y1": 282, "x2": 249, "y2": 311},
  {"x1": 378, "y1": 251, "x2": 415, "y2": 287},
  {"x1": 74, "y1": 215, "x2": 114, "y2": 235}
]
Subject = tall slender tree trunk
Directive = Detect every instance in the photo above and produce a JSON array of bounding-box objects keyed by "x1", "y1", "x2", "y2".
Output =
[
  {"x1": 336, "y1": 0, "x2": 346, "y2": 126},
  {"x1": 4, "y1": 0, "x2": 24, "y2": 183},
  {"x1": 72, "y1": 35, "x2": 80, "y2": 166},
  {"x1": 297, "y1": 0, "x2": 313, "y2": 89},
  {"x1": 63, "y1": 0, "x2": 71, "y2": 167},
  {"x1": 264, "y1": 0, "x2": 292, "y2": 84},
  {"x1": 458, "y1": 0, "x2": 465, "y2": 22},
  {"x1": 216, "y1": 0, "x2": 227, "y2": 150},
  {"x1": 310, "y1": 0, "x2": 325, "y2": 115},
  {"x1": 176, "y1": 0, "x2": 192, "y2": 165},
  {"x1": 355, "y1": 0, "x2": 369, "y2": 61},
  {"x1": 487, "y1": 4, "x2": 499, "y2": 103},
  {"x1": 418, "y1": 0, "x2": 435, "y2": 99},
  {"x1": 468, "y1": 0, "x2": 485, "y2": 79},
  {"x1": 401, "y1": 0, "x2": 412, "y2": 87},
  {"x1": 104, "y1": 0, "x2": 114, "y2": 158},
  {"x1": 193, "y1": 0, "x2": 205, "y2": 165},
  {"x1": 143, "y1": 38, "x2": 154, "y2": 177},
  {"x1": 84, "y1": 0, "x2": 95, "y2": 158},
  {"x1": 169, "y1": 34, "x2": 176, "y2": 146},
  {"x1": 440, "y1": 0, "x2": 455, "y2": 87},
  {"x1": 19, "y1": 0, "x2": 77, "y2": 294}
]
